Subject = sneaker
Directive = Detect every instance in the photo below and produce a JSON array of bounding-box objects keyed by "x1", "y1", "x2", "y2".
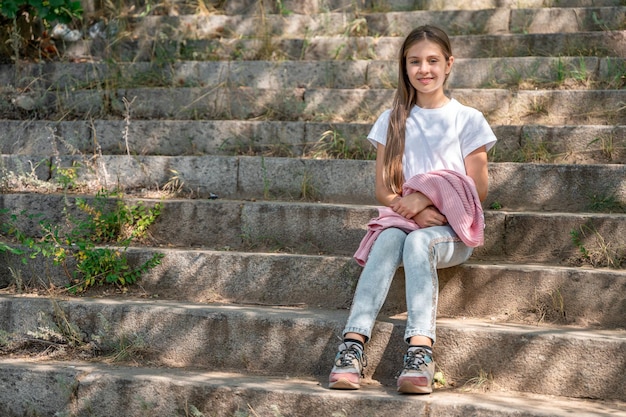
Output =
[
  {"x1": 397, "y1": 347, "x2": 435, "y2": 394},
  {"x1": 328, "y1": 342, "x2": 367, "y2": 389}
]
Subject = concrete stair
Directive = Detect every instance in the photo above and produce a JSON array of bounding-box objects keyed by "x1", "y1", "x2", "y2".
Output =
[{"x1": 1, "y1": 0, "x2": 625, "y2": 415}]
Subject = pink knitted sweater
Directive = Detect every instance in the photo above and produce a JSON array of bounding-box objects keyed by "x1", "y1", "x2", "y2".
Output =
[{"x1": 353, "y1": 170, "x2": 485, "y2": 266}]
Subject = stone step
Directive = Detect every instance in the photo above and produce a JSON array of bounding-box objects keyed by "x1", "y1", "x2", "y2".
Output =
[
  {"x1": 1, "y1": 119, "x2": 623, "y2": 164},
  {"x1": 3, "y1": 156, "x2": 625, "y2": 212},
  {"x1": 1, "y1": 192, "x2": 625, "y2": 264},
  {"x1": 98, "y1": 7, "x2": 626, "y2": 41},
  {"x1": 2, "y1": 359, "x2": 625, "y2": 417},
  {"x1": 2, "y1": 248, "x2": 624, "y2": 328},
  {"x1": 95, "y1": 0, "x2": 626, "y2": 16},
  {"x1": 61, "y1": 30, "x2": 626, "y2": 61},
  {"x1": 4, "y1": 56, "x2": 624, "y2": 91},
  {"x1": 0, "y1": 295, "x2": 624, "y2": 400},
  {"x1": 3, "y1": 87, "x2": 624, "y2": 125}
]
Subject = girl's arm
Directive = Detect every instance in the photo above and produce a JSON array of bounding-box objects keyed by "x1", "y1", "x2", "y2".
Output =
[
  {"x1": 374, "y1": 143, "x2": 400, "y2": 206},
  {"x1": 375, "y1": 143, "x2": 432, "y2": 217},
  {"x1": 464, "y1": 145, "x2": 489, "y2": 202}
]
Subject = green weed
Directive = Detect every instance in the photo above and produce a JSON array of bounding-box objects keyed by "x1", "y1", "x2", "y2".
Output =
[
  {"x1": 591, "y1": 11, "x2": 611, "y2": 31},
  {"x1": 605, "y1": 57, "x2": 626, "y2": 89},
  {"x1": 310, "y1": 129, "x2": 375, "y2": 160},
  {"x1": 461, "y1": 366, "x2": 493, "y2": 392},
  {"x1": 0, "y1": 329, "x2": 9, "y2": 347},
  {"x1": 275, "y1": 0, "x2": 291, "y2": 16},
  {"x1": 184, "y1": 401, "x2": 205, "y2": 417},
  {"x1": 53, "y1": 163, "x2": 80, "y2": 190},
  {"x1": 555, "y1": 57, "x2": 567, "y2": 84},
  {"x1": 93, "y1": 313, "x2": 152, "y2": 362},
  {"x1": 570, "y1": 224, "x2": 625, "y2": 269},
  {"x1": 0, "y1": 190, "x2": 164, "y2": 293},
  {"x1": 0, "y1": 0, "x2": 83, "y2": 62},
  {"x1": 551, "y1": 288, "x2": 566, "y2": 319},
  {"x1": 300, "y1": 170, "x2": 319, "y2": 201},
  {"x1": 569, "y1": 57, "x2": 591, "y2": 85},
  {"x1": 512, "y1": 137, "x2": 553, "y2": 163},
  {"x1": 589, "y1": 134, "x2": 614, "y2": 160},
  {"x1": 51, "y1": 299, "x2": 84, "y2": 347},
  {"x1": 344, "y1": 17, "x2": 368, "y2": 37},
  {"x1": 586, "y1": 193, "x2": 626, "y2": 213}
]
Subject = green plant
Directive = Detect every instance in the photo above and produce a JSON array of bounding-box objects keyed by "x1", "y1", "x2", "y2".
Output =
[
  {"x1": 4, "y1": 17, "x2": 20, "y2": 63},
  {"x1": 433, "y1": 370, "x2": 447, "y2": 386},
  {"x1": 1, "y1": 0, "x2": 83, "y2": 62},
  {"x1": 310, "y1": 129, "x2": 376, "y2": 160},
  {"x1": 91, "y1": 313, "x2": 153, "y2": 362},
  {"x1": 0, "y1": 240, "x2": 22, "y2": 255},
  {"x1": 344, "y1": 17, "x2": 367, "y2": 37},
  {"x1": 1, "y1": 191, "x2": 164, "y2": 293},
  {"x1": 300, "y1": 170, "x2": 319, "y2": 201},
  {"x1": 53, "y1": 163, "x2": 79, "y2": 190},
  {"x1": 105, "y1": 331, "x2": 149, "y2": 362},
  {"x1": 0, "y1": 329, "x2": 9, "y2": 347},
  {"x1": 554, "y1": 57, "x2": 567, "y2": 84},
  {"x1": 591, "y1": 11, "x2": 610, "y2": 31},
  {"x1": 489, "y1": 201, "x2": 502, "y2": 210},
  {"x1": 367, "y1": 0, "x2": 391, "y2": 12},
  {"x1": 504, "y1": 65, "x2": 525, "y2": 87},
  {"x1": 275, "y1": 0, "x2": 291, "y2": 16},
  {"x1": 514, "y1": 138, "x2": 553, "y2": 162},
  {"x1": 605, "y1": 57, "x2": 626, "y2": 89},
  {"x1": 253, "y1": 0, "x2": 283, "y2": 61},
  {"x1": 570, "y1": 57, "x2": 591, "y2": 85},
  {"x1": 587, "y1": 133, "x2": 617, "y2": 161},
  {"x1": 586, "y1": 193, "x2": 626, "y2": 213},
  {"x1": 571, "y1": 227, "x2": 590, "y2": 260},
  {"x1": 331, "y1": 43, "x2": 346, "y2": 60},
  {"x1": 51, "y1": 298, "x2": 84, "y2": 346},
  {"x1": 462, "y1": 366, "x2": 493, "y2": 392},
  {"x1": 550, "y1": 288, "x2": 566, "y2": 319},
  {"x1": 0, "y1": 0, "x2": 82, "y2": 23},
  {"x1": 184, "y1": 401, "x2": 205, "y2": 417},
  {"x1": 570, "y1": 224, "x2": 625, "y2": 269}
]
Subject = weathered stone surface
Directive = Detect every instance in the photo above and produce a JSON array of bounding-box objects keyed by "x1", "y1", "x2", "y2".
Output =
[{"x1": 0, "y1": 296, "x2": 624, "y2": 400}]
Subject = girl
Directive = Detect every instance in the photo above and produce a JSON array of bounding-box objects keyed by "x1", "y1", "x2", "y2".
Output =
[{"x1": 328, "y1": 25, "x2": 497, "y2": 394}]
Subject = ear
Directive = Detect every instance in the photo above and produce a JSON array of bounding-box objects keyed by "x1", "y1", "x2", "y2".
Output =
[{"x1": 446, "y1": 56, "x2": 455, "y2": 74}]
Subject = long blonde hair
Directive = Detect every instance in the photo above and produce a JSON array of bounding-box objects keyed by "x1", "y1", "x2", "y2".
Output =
[{"x1": 383, "y1": 25, "x2": 453, "y2": 194}]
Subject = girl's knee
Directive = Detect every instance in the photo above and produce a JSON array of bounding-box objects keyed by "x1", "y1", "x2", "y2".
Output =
[
  {"x1": 404, "y1": 229, "x2": 435, "y2": 252},
  {"x1": 374, "y1": 227, "x2": 408, "y2": 251}
]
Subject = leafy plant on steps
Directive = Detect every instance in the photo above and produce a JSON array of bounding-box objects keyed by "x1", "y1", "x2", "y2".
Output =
[
  {"x1": 0, "y1": 0, "x2": 83, "y2": 62},
  {"x1": 0, "y1": 190, "x2": 164, "y2": 293}
]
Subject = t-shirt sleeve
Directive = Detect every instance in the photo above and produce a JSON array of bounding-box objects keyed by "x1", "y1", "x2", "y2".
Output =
[
  {"x1": 460, "y1": 108, "x2": 498, "y2": 158},
  {"x1": 367, "y1": 109, "x2": 392, "y2": 148}
]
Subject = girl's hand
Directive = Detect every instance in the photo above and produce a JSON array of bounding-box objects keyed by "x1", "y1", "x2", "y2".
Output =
[
  {"x1": 413, "y1": 206, "x2": 448, "y2": 228},
  {"x1": 390, "y1": 192, "x2": 431, "y2": 219}
]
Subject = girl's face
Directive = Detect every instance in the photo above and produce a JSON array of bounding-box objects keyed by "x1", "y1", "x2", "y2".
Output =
[{"x1": 405, "y1": 39, "x2": 453, "y2": 98}]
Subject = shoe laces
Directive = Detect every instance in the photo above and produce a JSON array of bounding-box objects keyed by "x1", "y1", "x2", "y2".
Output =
[
  {"x1": 403, "y1": 348, "x2": 431, "y2": 371},
  {"x1": 337, "y1": 344, "x2": 368, "y2": 371}
]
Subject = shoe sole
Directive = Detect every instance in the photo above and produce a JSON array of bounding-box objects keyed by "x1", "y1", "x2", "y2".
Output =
[
  {"x1": 329, "y1": 378, "x2": 360, "y2": 390},
  {"x1": 397, "y1": 380, "x2": 433, "y2": 394}
]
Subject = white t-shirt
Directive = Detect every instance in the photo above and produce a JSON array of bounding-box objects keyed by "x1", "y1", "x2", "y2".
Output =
[{"x1": 367, "y1": 98, "x2": 497, "y2": 179}]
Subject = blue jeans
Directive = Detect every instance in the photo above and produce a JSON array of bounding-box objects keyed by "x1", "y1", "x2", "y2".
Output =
[{"x1": 343, "y1": 225, "x2": 473, "y2": 344}]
